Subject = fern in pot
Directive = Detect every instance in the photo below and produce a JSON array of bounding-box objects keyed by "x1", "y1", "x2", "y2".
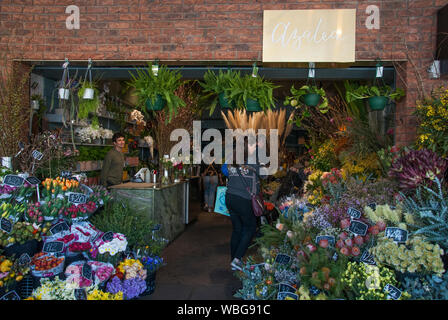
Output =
[
  {"x1": 228, "y1": 74, "x2": 279, "y2": 112},
  {"x1": 77, "y1": 80, "x2": 100, "y2": 120},
  {"x1": 199, "y1": 69, "x2": 240, "y2": 116},
  {"x1": 346, "y1": 84, "x2": 405, "y2": 111},
  {"x1": 127, "y1": 62, "x2": 186, "y2": 123}
]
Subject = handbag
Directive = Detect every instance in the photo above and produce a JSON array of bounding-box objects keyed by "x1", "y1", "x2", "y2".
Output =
[{"x1": 236, "y1": 167, "x2": 265, "y2": 217}]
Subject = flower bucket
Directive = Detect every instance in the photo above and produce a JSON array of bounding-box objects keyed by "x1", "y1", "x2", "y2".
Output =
[
  {"x1": 58, "y1": 88, "x2": 70, "y2": 100},
  {"x1": 302, "y1": 93, "x2": 321, "y2": 107},
  {"x1": 82, "y1": 88, "x2": 94, "y2": 100},
  {"x1": 368, "y1": 96, "x2": 388, "y2": 111},
  {"x1": 218, "y1": 92, "x2": 235, "y2": 109},
  {"x1": 141, "y1": 271, "x2": 156, "y2": 296},
  {"x1": 145, "y1": 95, "x2": 165, "y2": 111},
  {"x1": 245, "y1": 98, "x2": 262, "y2": 112}
]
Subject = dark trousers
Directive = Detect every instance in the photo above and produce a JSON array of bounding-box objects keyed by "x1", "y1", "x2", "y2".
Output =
[{"x1": 225, "y1": 192, "x2": 257, "y2": 261}]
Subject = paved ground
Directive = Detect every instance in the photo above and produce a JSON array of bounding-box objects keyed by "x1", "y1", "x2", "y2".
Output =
[{"x1": 143, "y1": 210, "x2": 244, "y2": 300}]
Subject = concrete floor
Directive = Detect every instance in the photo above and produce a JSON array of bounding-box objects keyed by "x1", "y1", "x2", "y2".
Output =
[{"x1": 142, "y1": 210, "x2": 244, "y2": 300}]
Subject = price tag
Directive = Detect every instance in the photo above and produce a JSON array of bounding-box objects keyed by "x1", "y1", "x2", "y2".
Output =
[
  {"x1": 74, "y1": 288, "x2": 87, "y2": 300},
  {"x1": 26, "y1": 176, "x2": 41, "y2": 186},
  {"x1": 0, "y1": 217, "x2": 13, "y2": 234},
  {"x1": 82, "y1": 263, "x2": 93, "y2": 280},
  {"x1": 0, "y1": 290, "x2": 21, "y2": 300},
  {"x1": 384, "y1": 284, "x2": 401, "y2": 300},
  {"x1": 278, "y1": 283, "x2": 296, "y2": 293},
  {"x1": 360, "y1": 250, "x2": 376, "y2": 266},
  {"x1": 102, "y1": 231, "x2": 114, "y2": 242},
  {"x1": 50, "y1": 221, "x2": 70, "y2": 235},
  {"x1": 347, "y1": 207, "x2": 362, "y2": 219},
  {"x1": 367, "y1": 202, "x2": 377, "y2": 211},
  {"x1": 275, "y1": 254, "x2": 291, "y2": 265},
  {"x1": 18, "y1": 253, "x2": 31, "y2": 267},
  {"x1": 61, "y1": 171, "x2": 72, "y2": 178},
  {"x1": 42, "y1": 241, "x2": 64, "y2": 254},
  {"x1": 68, "y1": 192, "x2": 88, "y2": 205},
  {"x1": 385, "y1": 227, "x2": 408, "y2": 243},
  {"x1": 315, "y1": 235, "x2": 335, "y2": 246},
  {"x1": 31, "y1": 150, "x2": 44, "y2": 161},
  {"x1": 3, "y1": 174, "x2": 24, "y2": 187},
  {"x1": 309, "y1": 285, "x2": 321, "y2": 296},
  {"x1": 349, "y1": 220, "x2": 368, "y2": 236},
  {"x1": 277, "y1": 292, "x2": 298, "y2": 300}
]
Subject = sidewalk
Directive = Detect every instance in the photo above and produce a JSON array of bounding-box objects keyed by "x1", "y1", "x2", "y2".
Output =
[{"x1": 143, "y1": 211, "x2": 242, "y2": 300}]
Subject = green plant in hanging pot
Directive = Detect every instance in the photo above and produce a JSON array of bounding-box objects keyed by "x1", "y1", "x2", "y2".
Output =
[
  {"x1": 77, "y1": 80, "x2": 100, "y2": 120},
  {"x1": 228, "y1": 74, "x2": 279, "y2": 112},
  {"x1": 284, "y1": 84, "x2": 329, "y2": 111},
  {"x1": 346, "y1": 84, "x2": 405, "y2": 111},
  {"x1": 199, "y1": 69, "x2": 239, "y2": 116},
  {"x1": 127, "y1": 62, "x2": 186, "y2": 123}
]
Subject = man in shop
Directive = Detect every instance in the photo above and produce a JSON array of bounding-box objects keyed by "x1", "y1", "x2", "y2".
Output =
[{"x1": 100, "y1": 132, "x2": 126, "y2": 189}]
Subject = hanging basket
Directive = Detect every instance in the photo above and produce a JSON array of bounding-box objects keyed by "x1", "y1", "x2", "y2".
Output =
[
  {"x1": 145, "y1": 94, "x2": 165, "y2": 111},
  {"x1": 245, "y1": 98, "x2": 262, "y2": 112},
  {"x1": 368, "y1": 96, "x2": 388, "y2": 111},
  {"x1": 301, "y1": 93, "x2": 321, "y2": 107},
  {"x1": 218, "y1": 92, "x2": 235, "y2": 109},
  {"x1": 82, "y1": 88, "x2": 95, "y2": 100}
]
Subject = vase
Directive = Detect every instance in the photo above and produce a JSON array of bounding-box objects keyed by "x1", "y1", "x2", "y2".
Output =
[
  {"x1": 302, "y1": 93, "x2": 321, "y2": 107},
  {"x1": 245, "y1": 98, "x2": 262, "y2": 112},
  {"x1": 368, "y1": 96, "x2": 388, "y2": 111},
  {"x1": 145, "y1": 95, "x2": 165, "y2": 111},
  {"x1": 173, "y1": 171, "x2": 180, "y2": 183}
]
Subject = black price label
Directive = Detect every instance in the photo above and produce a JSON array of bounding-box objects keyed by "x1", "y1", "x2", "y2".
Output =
[
  {"x1": 360, "y1": 250, "x2": 376, "y2": 266},
  {"x1": 275, "y1": 254, "x2": 291, "y2": 265},
  {"x1": 68, "y1": 192, "x2": 88, "y2": 204},
  {"x1": 50, "y1": 221, "x2": 70, "y2": 235},
  {"x1": 309, "y1": 286, "x2": 321, "y2": 296},
  {"x1": 278, "y1": 283, "x2": 296, "y2": 293},
  {"x1": 0, "y1": 218, "x2": 13, "y2": 234},
  {"x1": 32, "y1": 150, "x2": 44, "y2": 161},
  {"x1": 367, "y1": 202, "x2": 377, "y2": 211},
  {"x1": 42, "y1": 241, "x2": 64, "y2": 253},
  {"x1": 349, "y1": 220, "x2": 368, "y2": 236},
  {"x1": 315, "y1": 235, "x2": 335, "y2": 246},
  {"x1": 347, "y1": 207, "x2": 362, "y2": 219},
  {"x1": 3, "y1": 174, "x2": 24, "y2": 187},
  {"x1": 0, "y1": 290, "x2": 20, "y2": 300},
  {"x1": 82, "y1": 263, "x2": 93, "y2": 280},
  {"x1": 26, "y1": 176, "x2": 41, "y2": 186},
  {"x1": 102, "y1": 231, "x2": 114, "y2": 242},
  {"x1": 384, "y1": 284, "x2": 402, "y2": 300},
  {"x1": 74, "y1": 288, "x2": 87, "y2": 300},
  {"x1": 18, "y1": 253, "x2": 31, "y2": 267},
  {"x1": 277, "y1": 292, "x2": 298, "y2": 300},
  {"x1": 385, "y1": 227, "x2": 408, "y2": 243}
]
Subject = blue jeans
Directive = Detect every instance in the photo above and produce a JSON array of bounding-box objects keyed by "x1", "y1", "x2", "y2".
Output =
[{"x1": 203, "y1": 175, "x2": 218, "y2": 208}]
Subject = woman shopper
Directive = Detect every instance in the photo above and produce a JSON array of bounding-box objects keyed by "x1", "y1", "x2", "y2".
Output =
[
  {"x1": 201, "y1": 160, "x2": 222, "y2": 212},
  {"x1": 225, "y1": 135, "x2": 266, "y2": 271}
]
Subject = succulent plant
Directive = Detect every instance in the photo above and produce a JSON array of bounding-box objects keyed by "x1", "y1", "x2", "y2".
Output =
[{"x1": 389, "y1": 148, "x2": 448, "y2": 191}]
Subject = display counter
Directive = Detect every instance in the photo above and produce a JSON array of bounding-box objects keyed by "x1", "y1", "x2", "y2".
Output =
[{"x1": 109, "y1": 178, "x2": 200, "y2": 243}]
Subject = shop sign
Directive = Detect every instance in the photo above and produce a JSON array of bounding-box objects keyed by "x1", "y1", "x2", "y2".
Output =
[{"x1": 263, "y1": 9, "x2": 356, "y2": 62}]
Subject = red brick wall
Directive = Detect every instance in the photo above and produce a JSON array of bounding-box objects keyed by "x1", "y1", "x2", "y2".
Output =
[{"x1": 1, "y1": 0, "x2": 447, "y2": 146}]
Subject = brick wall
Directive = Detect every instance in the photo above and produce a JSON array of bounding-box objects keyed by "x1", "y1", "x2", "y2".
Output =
[{"x1": 1, "y1": 0, "x2": 447, "y2": 146}]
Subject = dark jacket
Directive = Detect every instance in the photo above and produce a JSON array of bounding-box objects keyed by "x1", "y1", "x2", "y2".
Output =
[{"x1": 226, "y1": 164, "x2": 266, "y2": 200}]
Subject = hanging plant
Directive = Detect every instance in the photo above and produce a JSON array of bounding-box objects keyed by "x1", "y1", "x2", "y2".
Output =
[
  {"x1": 346, "y1": 85, "x2": 405, "y2": 111},
  {"x1": 77, "y1": 81, "x2": 99, "y2": 120},
  {"x1": 127, "y1": 62, "x2": 186, "y2": 123},
  {"x1": 199, "y1": 69, "x2": 240, "y2": 116}
]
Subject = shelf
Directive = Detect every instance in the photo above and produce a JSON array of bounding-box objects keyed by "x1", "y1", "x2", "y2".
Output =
[{"x1": 62, "y1": 142, "x2": 114, "y2": 147}]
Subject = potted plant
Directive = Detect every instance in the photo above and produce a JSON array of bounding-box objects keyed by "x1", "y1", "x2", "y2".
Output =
[
  {"x1": 127, "y1": 63, "x2": 186, "y2": 123},
  {"x1": 228, "y1": 74, "x2": 279, "y2": 112},
  {"x1": 199, "y1": 69, "x2": 240, "y2": 116},
  {"x1": 284, "y1": 84, "x2": 329, "y2": 111},
  {"x1": 346, "y1": 84, "x2": 405, "y2": 111},
  {"x1": 77, "y1": 80, "x2": 100, "y2": 120}
]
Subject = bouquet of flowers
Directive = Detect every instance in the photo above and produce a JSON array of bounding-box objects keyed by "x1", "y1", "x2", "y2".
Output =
[
  {"x1": 41, "y1": 177, "x2": 80, "y2": 199},
  {"x1": 89, "y1": 185, "x2": 113, "y2": 207},
  {"x1": 65, "y1": 260, "x2": 115, "y2": 289},
  {"x1": 90, "y1": 232, "x2": 128, "y2": 266},
  {"x1": 0, "y1": 184, "x2": 16, "y2": 199},
  {"x1": 106, "y1": 258, "x2": 147, "y2": 299},
  {"x1": 31, "y1": 276, "x2": 97, "y2": 300},
  {"x1": 0, "y1": 255, "x2": 30, "y2": 290}
]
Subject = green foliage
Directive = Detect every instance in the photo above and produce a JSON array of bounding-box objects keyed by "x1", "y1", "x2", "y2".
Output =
[
  {"x1": 76, "y1": 146, "x2": 112, "y2": 161},
  {"x1": 401, "y1": 273, "x2": 448, "y2": 300},
  {"x1": 334, "y1": 81, "x2": 368, "y2": 123},
  {"x1": 228, "y1": 74, "x2": 279, "y2": 111},
  {"x1": 284, "y1": 85, "x2": 329, "y2": 112},
  {"x1": 346, "y1": 84, "x2": 405, "y2": 103},
  {"x1": 199, "y1": 69, "x2": 240, "y2": 116},
  {"x1": 77, "y1": 81, "x2": 100, "y2": 120},
  {"x1": 127, "y1": 63, "x2": 186, "y2": 123},
  {"x1": 90, "y1": 200, "x2": 160, "y2": 252},
  {"x1": 400, "y1": 177, "x2": 448, "y2": 250}
]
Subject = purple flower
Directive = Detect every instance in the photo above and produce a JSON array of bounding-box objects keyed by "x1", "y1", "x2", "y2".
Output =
[{"x1": 106, "y1": 276, "x2": 146, "y2": 300}]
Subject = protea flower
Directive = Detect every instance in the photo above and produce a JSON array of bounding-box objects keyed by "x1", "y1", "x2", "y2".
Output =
[{"x1": 389, "y1": 148, "x2": 448, "y2": 191}]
